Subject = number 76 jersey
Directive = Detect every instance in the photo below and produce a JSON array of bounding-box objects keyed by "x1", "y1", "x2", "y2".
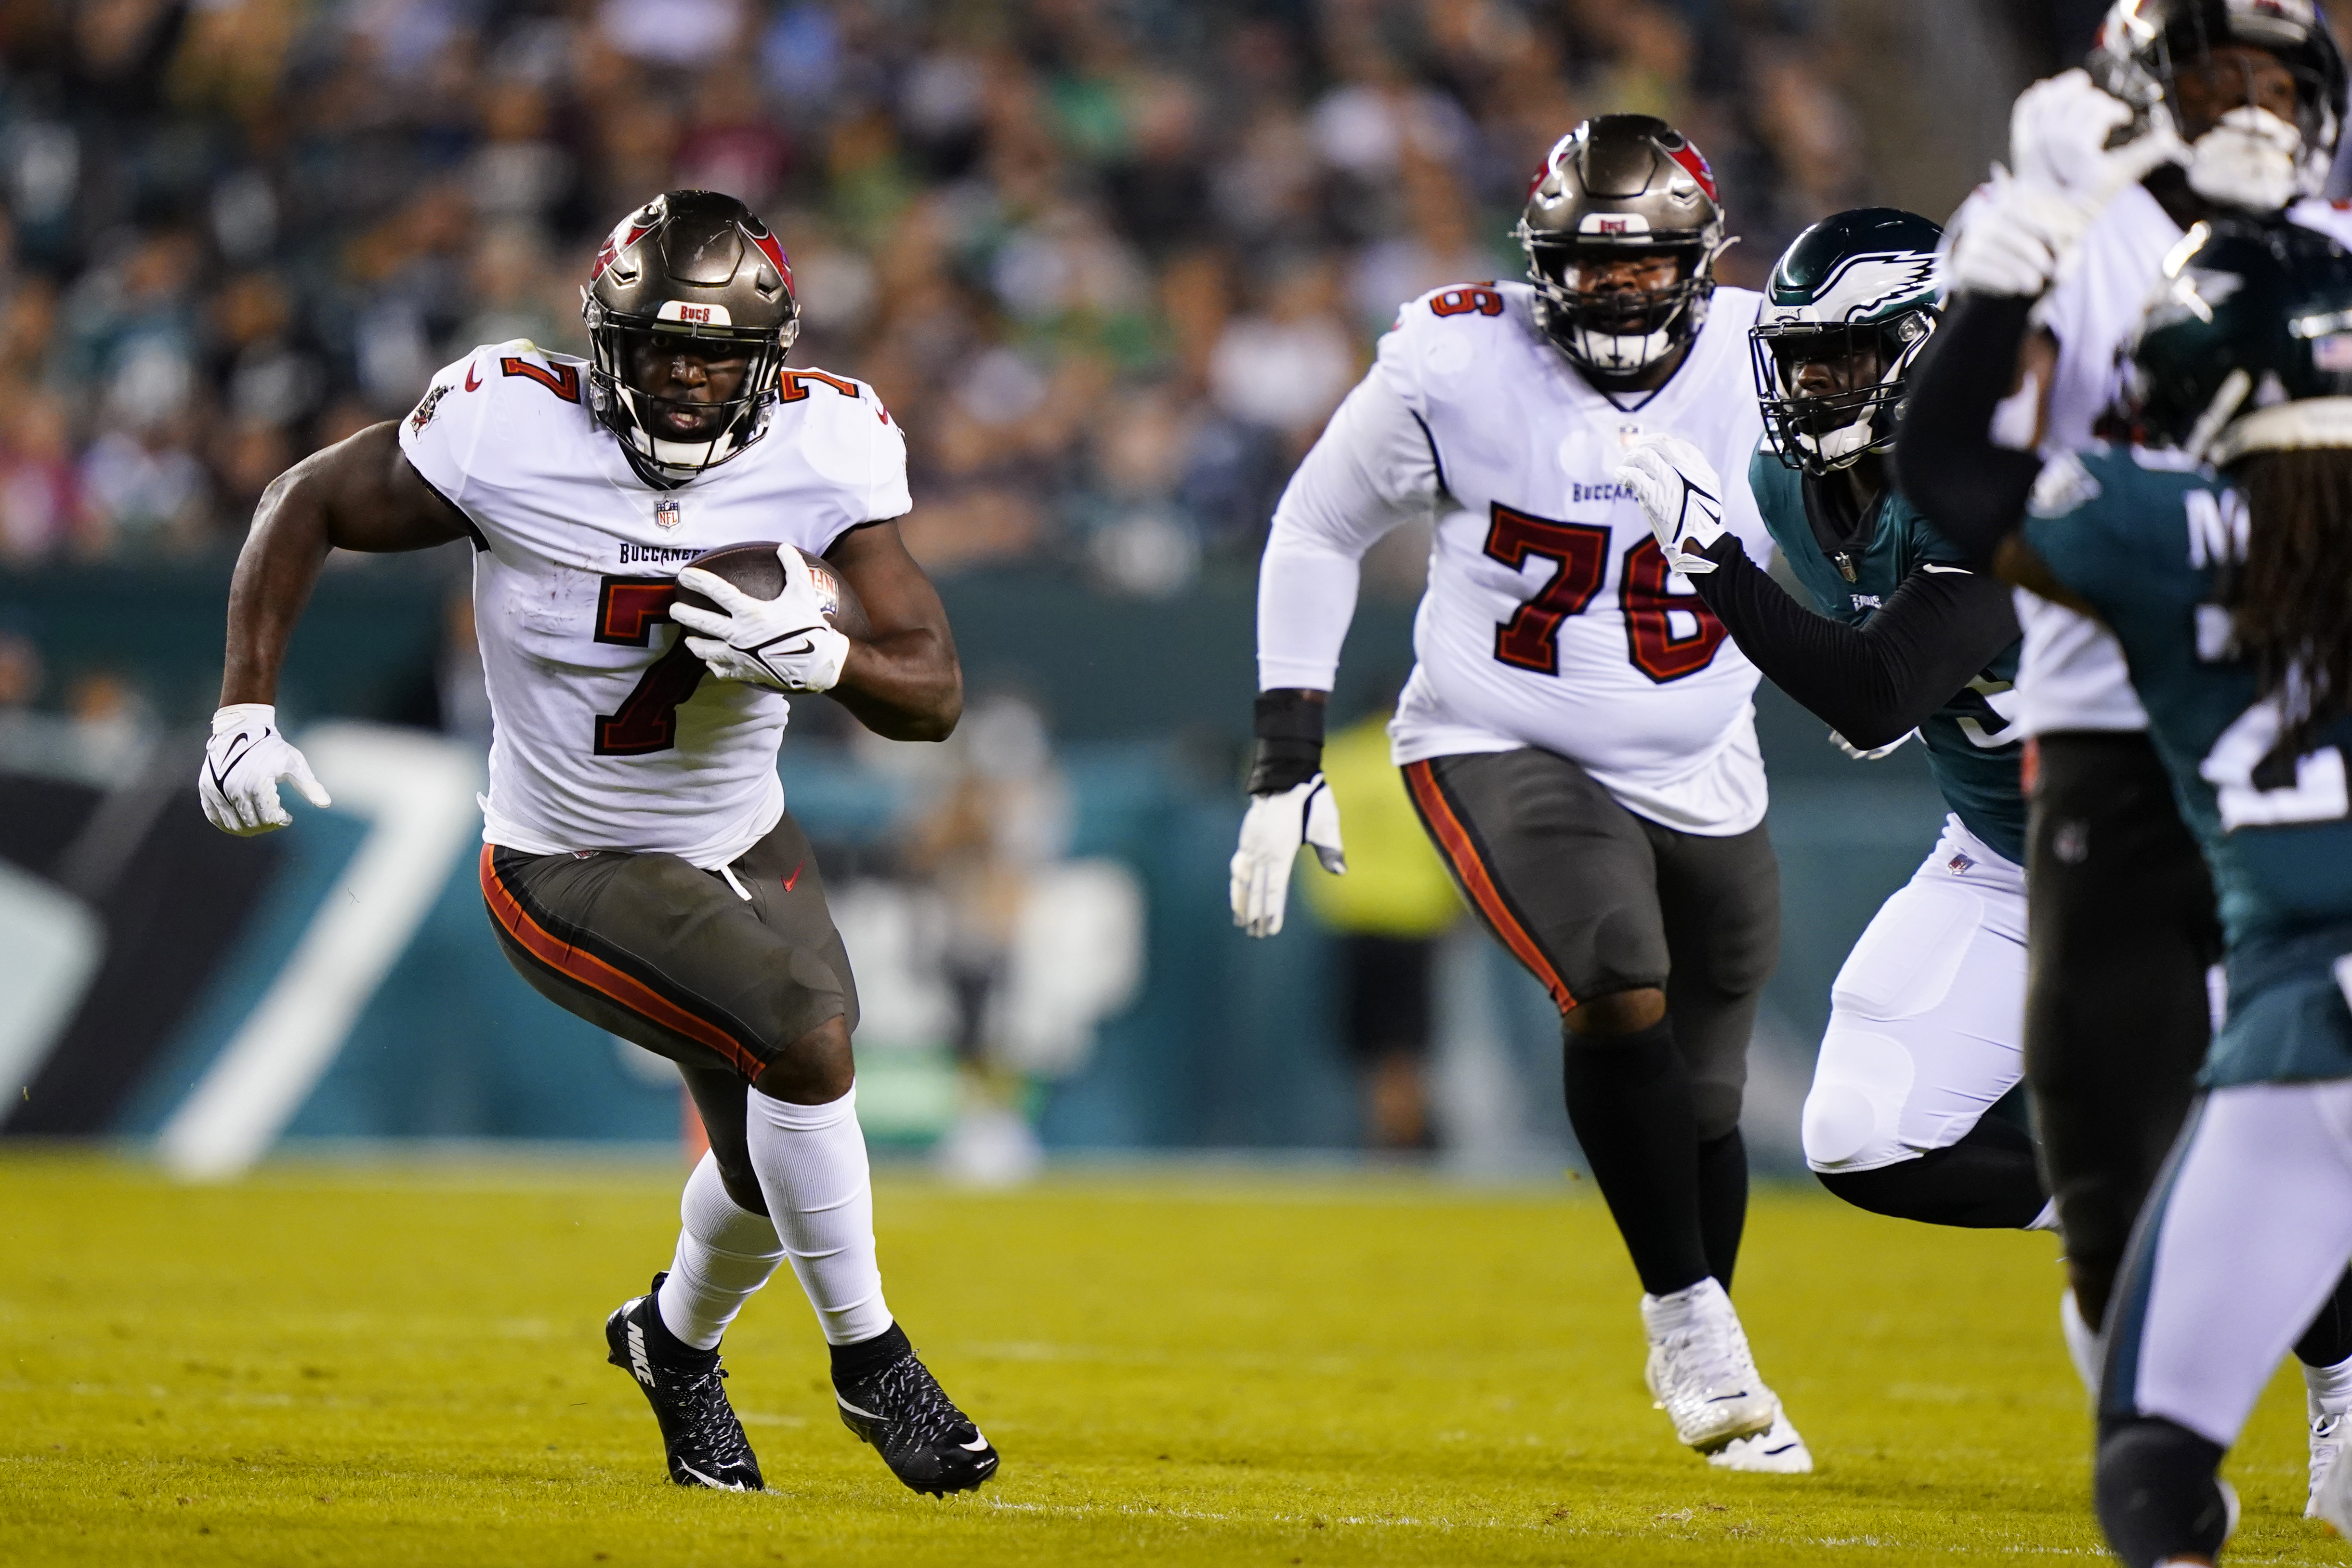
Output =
[
  {"x1": 1271, "y1": 281, "x2": 1775, "y2": 834},
  {"x1": 398, "y1": 340, "x2": 910, "y2": 869}
]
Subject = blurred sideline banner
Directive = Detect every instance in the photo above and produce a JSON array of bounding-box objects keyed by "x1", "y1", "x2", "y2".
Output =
[
  {"x1": 1, "y1": 730, "x2": 1945, "y2": 1175},
  {"x1": 0, "y1": 563, "x2": 1951, "y2": 1172}
]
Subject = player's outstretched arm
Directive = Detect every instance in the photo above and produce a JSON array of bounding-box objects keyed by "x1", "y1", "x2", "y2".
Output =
[
  {"x1": 1690, "y1": 542, "x2": 2020, "y2": 751},
  {"x1": 1617, "y1": 434, "x2": 2018, "y2": 750},
  {"x1": 204, "y1": 422, "x2": 472, "y2": 835},
  {"x1": 819, "y1": 519, "x2": 962, "y2": 743},
  {"x1": 1896, "y1": 297, "x2": 2090, "y2": 612}
]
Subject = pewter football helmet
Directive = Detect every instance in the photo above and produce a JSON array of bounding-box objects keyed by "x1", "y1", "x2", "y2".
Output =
[
  {"x1": 582, "y1": 190, "x2": 801, "y2": 486},
  {"x1": 1514, "y1": 115, "x2": 1728, "y2": 376}
]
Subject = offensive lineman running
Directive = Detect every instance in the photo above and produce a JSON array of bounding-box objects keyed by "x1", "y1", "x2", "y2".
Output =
[
  {"x1": 1232, "y1": 116, "x2": 1805, "y2": 1472},
  {"x1": 197, "y1": 191, "x2": 997, "y2": 1497},
  {"x1": 1619, "y1": 209, "x2": 2057, "y2": 1237}
]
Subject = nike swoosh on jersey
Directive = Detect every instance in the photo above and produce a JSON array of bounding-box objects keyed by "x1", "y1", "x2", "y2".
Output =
[
  {"x1": 1920, "y1": 564, "x2": 1972, "y2": 574},
  {"x1": 464, "y1": 363, "x2": 482, "y2": 392}
]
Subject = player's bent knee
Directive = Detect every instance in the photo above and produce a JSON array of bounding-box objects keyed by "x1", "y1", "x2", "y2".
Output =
[
  {"x1": 1688, "y1": 1081, "x2": 1745, "y2": 1145},
  {"x1": 1801, "y1": 1028, "x2": 1916, "y2": 1171},
  {"x1": 1562, "y1": 986, "x2": 1667, "y2": 1038},
  {"x1": 1802, "y1": 1082, "x2": 1883, "y2": 1169},
  {"x1": 752, "y1": 1014, "x2": 855, "y2": 1105}
]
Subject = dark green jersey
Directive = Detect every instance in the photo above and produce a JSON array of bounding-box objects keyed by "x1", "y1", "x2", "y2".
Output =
[
  {"x1": 1748, "y1": 449, "x2": 2026, "y2": 861},
  {"x1": 2025, "y1": 445, "x2": 2352, "y2": 1086}
]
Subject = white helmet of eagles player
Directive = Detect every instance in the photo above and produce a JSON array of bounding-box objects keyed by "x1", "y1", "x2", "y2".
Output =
[{"x1": 2089, "y1": 0, "x2": 2346, "y2": 211}]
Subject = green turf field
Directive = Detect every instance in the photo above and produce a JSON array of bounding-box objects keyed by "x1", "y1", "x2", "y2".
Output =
[{"x1": 0, "y1": 1153, "x2": 2336, "y2": 1566}]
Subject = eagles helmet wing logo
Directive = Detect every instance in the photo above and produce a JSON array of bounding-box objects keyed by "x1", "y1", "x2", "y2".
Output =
[{"x1": 1807, "y1": 250, "x2": 1939, "y2": 323}]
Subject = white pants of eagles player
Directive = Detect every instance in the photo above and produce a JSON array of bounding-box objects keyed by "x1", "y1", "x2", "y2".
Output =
[
  {"x1": 2109, "y1": 1079, "x2": 2352, "y2": 1449},
  {"x1": 1802, "y1": 816, "x2": 2030, "y2": 1177}
]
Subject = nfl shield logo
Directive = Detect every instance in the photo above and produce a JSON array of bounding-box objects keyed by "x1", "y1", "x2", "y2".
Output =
[{"x1": 655, "y1": 498, "x2": 682, "y2": 530}]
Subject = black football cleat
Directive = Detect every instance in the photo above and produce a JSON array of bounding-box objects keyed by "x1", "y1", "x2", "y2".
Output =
[
  {"x1": 835, "y1": 1347, "x2": 999, "y2": 1495},
  {"x1": 604, "y1": 1272, "x2": 764, "y2": 1491}
]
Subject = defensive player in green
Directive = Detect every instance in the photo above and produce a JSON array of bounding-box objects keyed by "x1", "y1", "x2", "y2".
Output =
[
  {"x1": 1618, "y1": 209, "x2": 2054, "y2": 1239},
  {"x1": 1902, "y1": 210, "x2": 2352, "y2": 1565}
]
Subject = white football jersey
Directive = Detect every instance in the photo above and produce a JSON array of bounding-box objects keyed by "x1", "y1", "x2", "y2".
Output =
[
  {"x1": 1984, "y1": 184, "x2": 2352, "y2": 735},
  {"x1": 1258, "y1": 281, "x2": 1774, "y2": 834},
  {"x1": 399, "y1": 341, "x2": 909, "y2": 868}
]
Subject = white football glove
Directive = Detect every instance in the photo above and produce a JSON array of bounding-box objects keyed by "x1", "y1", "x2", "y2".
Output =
[
  {"x1": 1945, "y1": 168, "x2": 2102, "y2": 298},
  {"x1": 2009, "y1": 68, "x2": 2184, "y2": 207},
  {"x1": 199, "y1": 703, "x2": 330, "y2": 836},
  {"x1": 1616, "y1": 433, "x2": 1727, "y2": 575},
  {"x1": 1229, "y1": 775, "x2": 1345, "y2": 939},
  {"x1": 1947, "y1": 72, "x2": 2184, "y2": 299},
  {"x1": 671, "y1": 545, "x2": 851, "y2": 694}
]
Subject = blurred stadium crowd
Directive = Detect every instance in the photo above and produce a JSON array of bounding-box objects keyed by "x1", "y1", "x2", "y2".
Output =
[{"x1": 0, "y1": 0, "x2": 1867, "y2": 585}]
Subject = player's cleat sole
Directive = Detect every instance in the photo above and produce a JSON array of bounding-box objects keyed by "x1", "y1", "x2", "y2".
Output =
[
  {"x1": 835, "y1": 1345, "x2": 999, "y2": 1496},
  {"x1": 604, "y1": 1272, "x2": 763, "y2": 1491},
  {"x1": 1706, "y1": 1405, "x2": 1813, "y2": 1473}
]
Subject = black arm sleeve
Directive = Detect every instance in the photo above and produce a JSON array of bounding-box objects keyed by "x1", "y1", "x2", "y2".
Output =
[
  {"x1": 1892, "y1": 293, "x2": 2048, "y2": 563},
  {"x1": 1685, "y1": 535, "x2": 2022, "y2": 750}
]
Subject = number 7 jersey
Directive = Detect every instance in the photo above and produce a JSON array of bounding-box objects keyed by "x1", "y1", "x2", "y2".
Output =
[
  {"x1": 1259, "y1": 281, "x2": 1775, "y2": 833},
  {"x1": 398, "y1": 340, "x2": 910, "y2": 868}
]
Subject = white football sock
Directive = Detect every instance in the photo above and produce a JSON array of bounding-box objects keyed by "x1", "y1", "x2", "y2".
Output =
[
  {"x1": 654, "y1": 1151, "x2": 785, "y2": 1352},
  {"x1": 1641, "y1": 1276, "x2": 1734, "y2": 1336},
  {"x1": 745, "y1": 1083, "x2": 893, "y2": 1345},
  {"x1": 2307, "y1": 1350, "x2": 2352, "y2": 1415},
  {"x1": 2061, "y1": 1288, "x2": 2101, "y2": 1402}
]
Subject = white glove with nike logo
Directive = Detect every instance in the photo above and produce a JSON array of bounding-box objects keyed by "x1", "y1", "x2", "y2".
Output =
[
  {"x1": 671, "y1": 546, "x2": 851, "y2": 694},
  {"x1": 199, "y1": 703, "x2": 331, "y2": 835},
  {"x1": 1616, "y1": 433, "x2": 1728, "y2": 575},
  {"x1": 1229, "y1": 775, "x2": 1345, "y2": 938},
  {"x1": 1946, "y1": 72, "x2": 2184, "y2": 299}
]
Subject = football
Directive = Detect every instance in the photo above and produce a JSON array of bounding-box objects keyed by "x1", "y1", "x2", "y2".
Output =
[{"x1": 673, "y1": 540, "x2": 872, "y2": 642}]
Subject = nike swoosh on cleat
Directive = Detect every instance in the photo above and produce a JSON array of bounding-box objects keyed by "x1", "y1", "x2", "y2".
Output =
[
  {"x1": 959, "y1": 1434, "x2": 991, "y2": 1451},
  {"x1": 678, "y1": 1464, "x2": 745, "y2": 1490},
  {"x1": 836, "y1": 1397, "x2": 883, "y2": 1420}
]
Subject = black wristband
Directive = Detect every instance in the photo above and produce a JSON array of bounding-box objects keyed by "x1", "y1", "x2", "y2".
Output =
[{"x1": 1246, "y1": 690, "x2": 1326, "y2": 795}]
